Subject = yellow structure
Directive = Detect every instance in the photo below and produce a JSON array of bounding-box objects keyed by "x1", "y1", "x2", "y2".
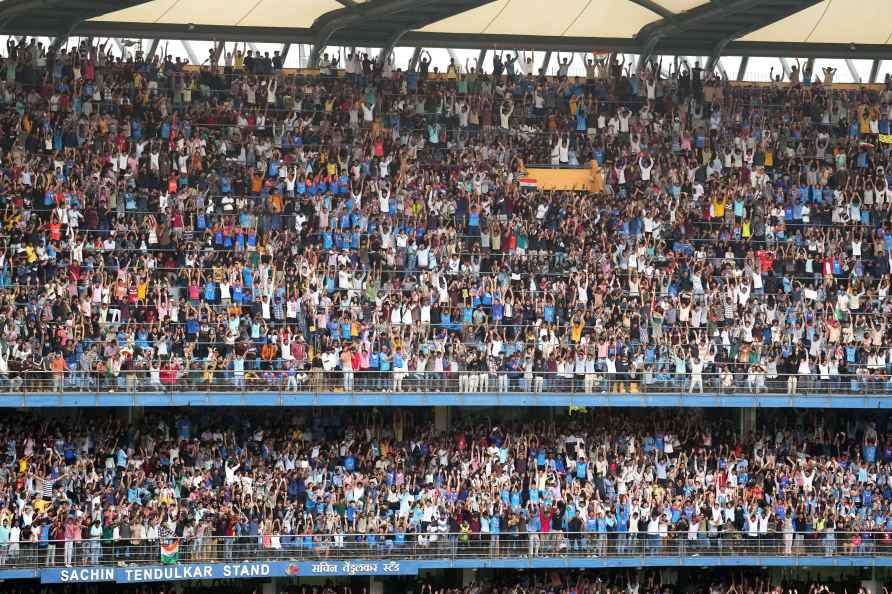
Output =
[{"x1": 525, "y1": 161, "x2": 604, "y2": 192}]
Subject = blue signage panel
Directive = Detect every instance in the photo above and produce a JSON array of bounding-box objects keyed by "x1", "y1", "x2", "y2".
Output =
[
  {"x1": 40, "y1": 560, "x2": 416, "y2": 584},
  {"x1": 25, "y1": 555, "x2": 892, "y2": 585}
]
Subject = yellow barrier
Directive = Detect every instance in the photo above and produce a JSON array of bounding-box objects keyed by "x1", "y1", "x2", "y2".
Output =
[{"x1": 525, "y1": 161, "x2": 604, "y2": 192}]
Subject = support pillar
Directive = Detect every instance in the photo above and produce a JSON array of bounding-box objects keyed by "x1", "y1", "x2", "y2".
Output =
[
  {"x1": 870, "y1": 59, "x2": 882, "y2": 83},
  {"x1": 540, "y1": 50, "x2": 552, "y2": 75},
  {"x1": 779, "y1": 57, "x2": 790, "y2": 80},
  {"x1": 370, "y1": 576, "x2": 383, "y2": 594},
  {"x1": 434, "y1": 406, "x2": 450, "y2": 433},
  {"x1": 407, "y1": 46, "x2": 422, "y2": 72},
  {"x1": 146, "y1": 38, "x2": 160, "y2": 60},
  {"x1": 119, "y1": 406, "x2": 144, "y2": 425},
  {"x1": 477, "y1": 48, "x2": 487, "y2": 73},
  {"x1": 845, "y1": 58, "x2": 862, "y2": 83},
  {"x1": 739, "y1": 407, "x2": 756, "y2": 437},
  {"x1": 736, "y1": 56, "x2": 749, "y2": 81}
]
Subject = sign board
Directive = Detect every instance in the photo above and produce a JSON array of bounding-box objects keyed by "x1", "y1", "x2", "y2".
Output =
[{"x1": 41, "y1": 560, "x2": 416, "y2": 584}]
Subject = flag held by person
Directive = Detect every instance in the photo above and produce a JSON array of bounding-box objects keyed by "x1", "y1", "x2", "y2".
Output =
[{"x1": 160, "y1": 540, "x2": 179, "y2": 564}]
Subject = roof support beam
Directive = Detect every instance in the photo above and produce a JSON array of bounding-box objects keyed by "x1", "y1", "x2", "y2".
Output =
[
  {"x1": 638, "y1": 0, "x2": 823, "y2": 73},
  {"x1": 407, "y1": 46, "x2": 422, "y2": 72},
  {"x1": 628, "y1": 0, "x2": 673, "y2": 18},
  {"x1": 735, "y1": 56, "x2": 748, "y2": 81},
  {"x1": 182, "y1": 39, "x2": 199, "y2": 65},
  {"x1": 308, "y1": 44, "x2": 325, "y2": 68},
  {"x1": 636, "y1": 0, "x2": 760, "y2": 65},
  {"x1": 377, "y1": 30, "x2": 406, "y2": 65},
  {"x1": 716, "y1": 58, "x2": 728, "y2": 80},
  {"x1": 845, "y1": 58, "x2": 861, "y2": 83},
  {"x1": 476, "y1": 48, "x2": 487, "y2": 73},
  {"x1": 541, "y1": 50, "x2": 552, "y2": 75},
  {"x1": 0, "y1": 0, "x2": 152, "y2": 45},
  {"x1": 280, "y1": 43, "x2": 291, "y2": 62},
  {"x1": 146, "y1": 38, "x2": 159, "y2": 60},
  {"x1": 779, "y1": 57, "x2": 790, "y2": 80},
  {"x1": 726, "y1": 41, "x2": 892, "y2": 60},
  {"x1": 48, "y1": 36, "x2": 67, "y2": 53},
  {"x1": 870, "y1": 59, "x2": 882, "y2": 84},
  {"x1": 212, "y1": 40, "x2": 225, "y2": 66},
  {"x1": 308, "y1": 0, "x2": 443, "y2": 67}
]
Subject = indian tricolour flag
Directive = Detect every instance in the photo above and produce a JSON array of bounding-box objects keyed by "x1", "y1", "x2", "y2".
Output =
[
  {"x1": 160, "y1": 540, "x2": 179, "y2": 564},
  {"x1": 518, "y1": 178, "x2": 537, "y2": 189}
]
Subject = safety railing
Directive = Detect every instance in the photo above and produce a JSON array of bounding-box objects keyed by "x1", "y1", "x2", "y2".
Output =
[
  {"x1": 0, "y1": 532, "x2": 888, "y2": 570},
  {"x1": 3, "y1": 368, "x2": 890, "y2": 397}
]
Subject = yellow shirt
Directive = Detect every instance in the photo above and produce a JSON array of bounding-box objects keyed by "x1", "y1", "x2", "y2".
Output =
[
  {"x1": 590, "y1": 160, "x2": 604, "y2": 193},
  {"x1": 858, "y1": 105, "x2": 870, "y2": 134}
]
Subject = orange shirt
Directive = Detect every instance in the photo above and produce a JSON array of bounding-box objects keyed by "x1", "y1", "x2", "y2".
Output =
[
  {"x1": 251, "y1": 174, "x2": 263, "y2": 193},
  {"x1": 269, "y1": 192, "x2": 283, "y2": 214},
  {"x1": 51, "y1": 357, "x2": 66, "y2": 373}
]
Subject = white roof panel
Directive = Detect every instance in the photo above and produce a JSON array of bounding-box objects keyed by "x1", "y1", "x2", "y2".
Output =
[
  {"x1": 656, "y1": 0, "x2": 707, "y2": 12},
  {"x1": 419, "y1": 0, "x2": 667, "y2": 37},
  {"x1": 90, "y1": 0, "x2": 343, "y2": 28},
  {"x1": 742, "y1": 0, "x2": 892, "y2": 45},
  {"x1": 91, "y1": 0, "x2": 889, "y2": 48}
]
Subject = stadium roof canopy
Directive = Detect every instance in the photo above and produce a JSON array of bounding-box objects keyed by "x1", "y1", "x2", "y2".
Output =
[{"x1": 4, "y1": 0, "x2": 892, "y2": 61}]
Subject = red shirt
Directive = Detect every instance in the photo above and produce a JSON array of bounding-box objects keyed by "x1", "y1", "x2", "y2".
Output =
[{"x1": 160, "y1": 363, "x2": 178, "y2": 384}]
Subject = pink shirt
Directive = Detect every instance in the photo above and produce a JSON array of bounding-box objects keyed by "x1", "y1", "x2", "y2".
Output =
[{"x1": 64, "y1": 522, "x2": 81, "y2": 541}]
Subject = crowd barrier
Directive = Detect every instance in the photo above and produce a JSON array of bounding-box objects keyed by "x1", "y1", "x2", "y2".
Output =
[
  {"x1": 0, "y1": 531, "x2": 889, "y2": 571},
  {"x1": 6, "y1": 369, "x2": 892, "y2": 397}
]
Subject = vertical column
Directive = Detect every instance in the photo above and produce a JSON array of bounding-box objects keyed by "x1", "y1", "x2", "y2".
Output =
[
  {"x1": 370, "y1": 576, "x2": 384, "y2": 594},
  {"x1": 869, "y1": 59, "x2": 882, "y2": 83},
  {"x1": 736, "y1": 56, "x2": 749, "y2": 81},
  {"x1": 738, "y1": 408, "x2": 756, "y2": 436},
  {"x1": 434, "y1": 406, "x2": 450, "y2": 433}
]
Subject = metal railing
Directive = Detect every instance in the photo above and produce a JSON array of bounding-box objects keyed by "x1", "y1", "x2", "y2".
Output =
[
  {"x1": 0, "y1": 532, "x2": 889, "y2": 569},
  {"x1": 4, "y1": 368, "x2": 891, "y2": 397}
]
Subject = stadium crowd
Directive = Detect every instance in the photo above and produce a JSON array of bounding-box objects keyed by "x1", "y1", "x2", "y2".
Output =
[
  {"x1": 0, "y1": 39, "x2": 891, "y2": 395},
  {"x1": 0, "y1": 572, "x2": 883, "y2": 594},
  {"x1": 459, "y1": 571, "x2": 880, "y2": 594},
  {"x1": 0, "y1": 409, "x2": 889, "y2": 567}
]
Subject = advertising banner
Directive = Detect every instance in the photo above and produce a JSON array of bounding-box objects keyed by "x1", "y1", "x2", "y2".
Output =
[{"x1": 40, "y1": 560, "x2": 417, "y2": 584}]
